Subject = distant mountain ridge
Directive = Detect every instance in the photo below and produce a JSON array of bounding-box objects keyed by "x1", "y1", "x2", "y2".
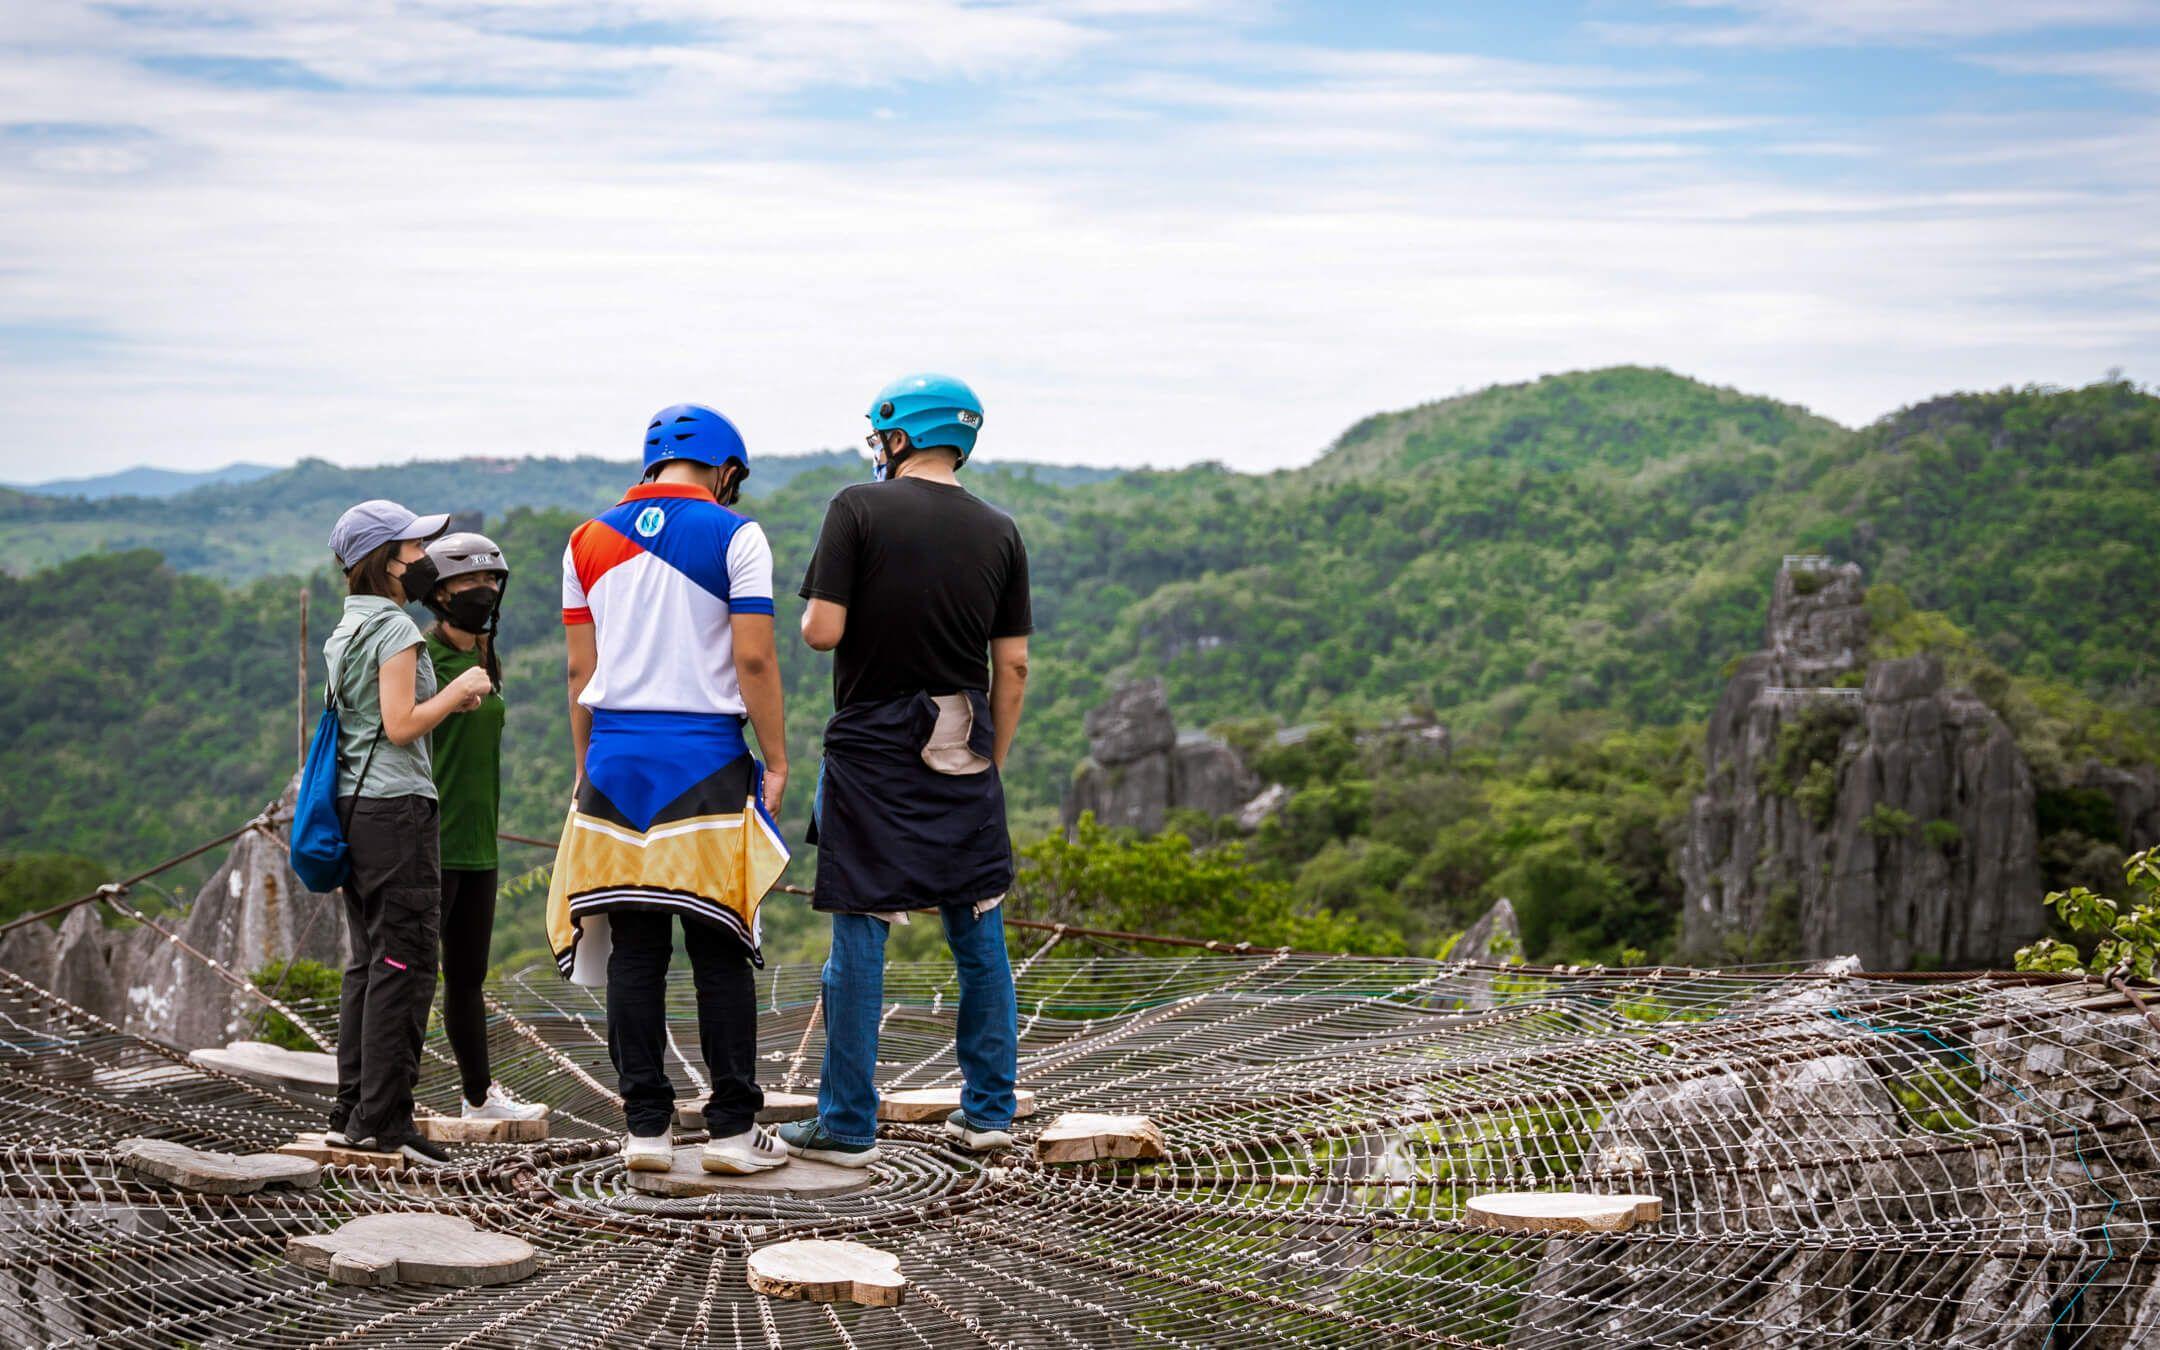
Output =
[
  {"x1": 0, "y1": 450, "x2": 1122, "y2": 578},
  {"x1": 7, "y1": 463, "x2": 279, "y2": 500}
]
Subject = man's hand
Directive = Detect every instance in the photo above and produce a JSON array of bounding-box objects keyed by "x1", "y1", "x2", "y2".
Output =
[{"x1": 761, "y1": 761, "x2": 788, "y2": 818}]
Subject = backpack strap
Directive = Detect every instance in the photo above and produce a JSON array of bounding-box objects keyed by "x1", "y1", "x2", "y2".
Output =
[{"x1": 326, "y1": 609, "x2": 405, "y2": 825}]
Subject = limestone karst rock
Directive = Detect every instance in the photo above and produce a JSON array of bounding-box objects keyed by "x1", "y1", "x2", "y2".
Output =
[
  {"x1": 2076, "y1": 761, "x2": 2160, "y2": 851},
  {"x1": 1679, "y1": 560, "x2": 2044, "y2": 967},
  {"x1": 1451, "y1": 896, "x2": 1520, "y2": 964},
  {"x1": 1063, "y1": 679, "x2": 1259, "y2": 836},
  {"x1": 1517, "y1": 1006, "x2": 2160, "y2": 1345},
  {"x1": 1081, "y1": 678, "x2": 1178, "y2": 768},
  {"x1": 0, "y1": 775, "x2": 346, "y2": 1049}
]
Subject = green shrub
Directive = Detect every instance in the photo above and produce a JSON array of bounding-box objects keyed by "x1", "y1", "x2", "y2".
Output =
[
  {"x1": 1861, "y1": 804, "x2": 1915, "y2": 839},
  {"x1": 248, "y1": 958, "x2": 342, "y2": 1051},
  {"x1": 1014, "y1": 813, "x2": 1399, "y2": 954},
  {"x1": 1922, "y1": 819, "x2": 1962, "y2": 849},
  {"x1": 2016, "y1": 847, "x2": 2160, "y2": 981}
]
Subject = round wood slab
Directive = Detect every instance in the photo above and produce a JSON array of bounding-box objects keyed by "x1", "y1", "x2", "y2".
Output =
[
  {"x1": 747, "y1": 1239, "x2": 905, "y2": 1307},
  {"x1": 188, "y1": 1041, "x2": 339, "y2": 1091},
  {"x1": 877, "y1": 1086, "x2": 1037, "y2": 1123},
  {"x1": 112, "y1": 1137, "x2": 321, "y2": 1194},
  {"x1": 287, "y1": 1213, "x2": 537, "y2": 1287},
  {"x1": 622, "y1": 1145, "x2": 876, "y2": 1199},
  {"x1": 676, "y1": 1090, "x2": 819, "y2": 1130},
  {"x1": 417, "y1": 1115, "x2": 548, "y2": 1144},
  {"x1": 1034, "y1": 1112, "x2": 1167, "y2": 1165},
  {"x1": 276, "y1": 1132, "x2": 407, "y2": 1171},
  {"x1": 1464, "y1": 1192, "x2": 1664, "y2": 1234}
]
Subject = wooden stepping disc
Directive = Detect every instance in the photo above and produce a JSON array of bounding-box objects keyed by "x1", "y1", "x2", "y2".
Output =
[
  {"x1": 1465, "y1": 1192, "x2": 1664, "y2": 1234},
  {"x1": 276, "y1": 1132, "x2": 406, "y2": 1171},
  {"x1": 112, "y1": 1137, "x2": 321, "y2": 1194},
  {"x1": 758, "y1": 1091, "x2": 819, "y2": 1123},
  {"x1": 678, "y1": 1090, "x2": 821, "y2": 1130},
  {"x1": 188, "y1": 1041, "x2": 339, "y2": 1091},
  {"x1": 878, "y1": 1086, "x2": 1037, "y2": 1123},
  {"x1": 747, "y1": 1239, "x2": 905, "y2": 1307},
  {"x1": 623, "y1": 1145, "x2": 875, "y2": 1199},
  {"x1": 288, "y1": 1213, "x2": 537, "y2": 1287},
  {"x1": 417, "y1": 1115, "x2": 548, "y2": 1144},
  {"x1": 1034, "y1": 1113, "x2": 1167, "y2": 1165}
]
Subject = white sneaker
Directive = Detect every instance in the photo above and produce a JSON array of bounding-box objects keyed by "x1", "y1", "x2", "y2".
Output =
[
  {"x1": 463, "y1": 1083, "x2": 549, "y2": 1121},
  {"x1": 622, "y1": 1132, "x2": 674, "y2": 1172},
  {"x1": 702, "y1": 1124, "x2": 790, "y2": 1175}
]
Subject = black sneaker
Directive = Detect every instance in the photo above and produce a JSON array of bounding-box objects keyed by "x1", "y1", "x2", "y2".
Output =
[{"x1": 353, "y1": 1133, "x2": 454, "y2": 1168}]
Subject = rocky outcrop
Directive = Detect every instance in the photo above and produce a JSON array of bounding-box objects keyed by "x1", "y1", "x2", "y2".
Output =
[
  {"x1": 0, "y1": 778, "x2": 346, "y2": 1049},
  {"x1": 1451, "y1": 897, "x2": 1520, "y2": 964},
  {"x1": 1680, "y1": 560, "x2": 2044, "y2": 967},
  {"x1": 1063, "y1": 679, "x2": 1260, "y2": 835},
  {"x1": 1515, "y1": 1005, "x2": 2160, "y2": 1346},
  {"x1": 2076, "y1": 761, "x2": 2160, "y2": 850}
]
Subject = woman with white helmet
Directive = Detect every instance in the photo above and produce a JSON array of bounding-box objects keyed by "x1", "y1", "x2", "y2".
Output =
[{"x1": 418, "y1": 531, "x2": 547, "y2": 1124}]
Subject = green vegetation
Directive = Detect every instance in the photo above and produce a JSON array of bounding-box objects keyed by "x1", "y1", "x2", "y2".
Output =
[
  {"x1": 1861, "y1": 804, "x2": 1916, "y2": 839},
  {"x1": 2016, "y1": 847, "x2": 2160, "y2": 982},
  {"x1": 0, "y1": 851, "x2": 107, "y2": 925},
  {"x1": 1012, "y1": 813, "x2": 1393, "y2": 953},
  {"x1": 1767, "y1": 700, "x2": 1858, "y2": 827},
  {"x1": 247, "y1": 958, "x2": 342, "y2": 1050},
  {"x1": 2, "y1": 370, "x2": 2154, "y2": 966}
]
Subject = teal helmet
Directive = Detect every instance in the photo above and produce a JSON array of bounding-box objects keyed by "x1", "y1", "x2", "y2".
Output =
[{"x1": 866, "y1": 373, "x2": 983, "y2": 466}]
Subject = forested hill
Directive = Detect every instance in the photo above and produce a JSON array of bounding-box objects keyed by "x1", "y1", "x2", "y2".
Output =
[
  {"x1": 2, "y1": 368, "x2": 2154, "y2": 946},
  {"x1": 0, "y1": 451, "x2": 863, "y2": 579},
  {"x1": 0, "y1": 449, "x2": 1126, "y2": 581}
]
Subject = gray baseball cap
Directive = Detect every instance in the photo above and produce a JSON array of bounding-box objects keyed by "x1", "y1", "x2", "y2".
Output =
[{"x1": 329, "y1": 499, "x2": 449, "y2": 570}]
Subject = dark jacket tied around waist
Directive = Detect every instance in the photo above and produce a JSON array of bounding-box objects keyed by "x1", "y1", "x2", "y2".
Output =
[{"x1": 808, "y1": 689, "x2": 1013, "y2": 915}]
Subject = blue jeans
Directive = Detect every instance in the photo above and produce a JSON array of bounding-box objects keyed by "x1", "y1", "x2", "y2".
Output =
[{"x1": 816, "y1": 904, "x2": 1018, "y2": 1146}]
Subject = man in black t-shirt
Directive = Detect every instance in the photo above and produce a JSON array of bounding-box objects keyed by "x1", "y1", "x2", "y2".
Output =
[{"x1": 777, "y1": 373, "x2": 1031, "y2": 1168}]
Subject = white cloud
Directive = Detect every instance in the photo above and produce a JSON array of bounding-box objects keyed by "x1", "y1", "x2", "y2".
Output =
[
  {"x1": 1605, "y1": 0, "x2": 2160, "y2": 47},
  {"x1": 1971, "y1": 47, "x2": 2160, "y2": 94},
  {"x1": 0, "y1": 1, "x2": 2154, "y2": 480}
]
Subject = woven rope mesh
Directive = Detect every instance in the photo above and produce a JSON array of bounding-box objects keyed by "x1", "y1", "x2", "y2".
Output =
[{"x1": 2, "y1": 935, "x2": 2158, "y2": 1347}]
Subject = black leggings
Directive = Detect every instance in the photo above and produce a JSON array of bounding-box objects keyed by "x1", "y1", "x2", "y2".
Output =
[{"x1": 440, "y1": 867, "x2": 497, "y2": 1103}]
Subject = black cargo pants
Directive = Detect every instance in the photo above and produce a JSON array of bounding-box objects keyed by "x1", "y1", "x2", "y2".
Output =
[{"x1": 333, "y1": 794, "x2": 441, "y2": 1146}]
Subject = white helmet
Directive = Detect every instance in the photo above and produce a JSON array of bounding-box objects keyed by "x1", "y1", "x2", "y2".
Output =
[{"x1": 424, "y1": 531, "x2": 508, "y2": 585}]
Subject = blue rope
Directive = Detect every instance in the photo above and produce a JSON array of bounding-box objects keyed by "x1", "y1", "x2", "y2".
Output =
[{"x1": 1825, "y1": 1006, "x2": 2118, "y2": 1338}]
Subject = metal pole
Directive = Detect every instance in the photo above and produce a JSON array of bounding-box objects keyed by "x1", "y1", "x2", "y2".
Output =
[{"x1": 297, "y1": 585, "x2": 309, "y2": 771}]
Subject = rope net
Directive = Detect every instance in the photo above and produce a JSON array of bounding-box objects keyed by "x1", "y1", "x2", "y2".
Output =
[{"x1": 2, "y1": 935, "x2": 2157, "y2": 1347}]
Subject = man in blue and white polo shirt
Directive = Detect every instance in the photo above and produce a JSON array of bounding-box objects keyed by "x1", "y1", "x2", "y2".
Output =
[{"x1": 547, "y1": 403, "x2": 793, "y2": 1177}]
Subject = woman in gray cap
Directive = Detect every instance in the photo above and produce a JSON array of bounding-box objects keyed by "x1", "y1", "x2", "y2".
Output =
[{"x1": 322, "y1": 499, "x2": 494, "y2": 1167}]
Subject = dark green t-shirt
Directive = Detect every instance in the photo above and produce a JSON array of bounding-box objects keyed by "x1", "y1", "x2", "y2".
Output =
[{"x1": 426, "y1": 631, "x2": 504, "y2": 871}]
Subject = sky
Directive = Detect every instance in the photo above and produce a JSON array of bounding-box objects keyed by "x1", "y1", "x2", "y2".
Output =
[{"x1": 2, "y1": 1, "x2": 2157, "y2": 478}]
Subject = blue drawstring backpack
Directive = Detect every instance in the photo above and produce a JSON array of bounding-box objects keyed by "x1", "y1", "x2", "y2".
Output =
[{"x1": 290, "y1": 614, "x2": 391, "y2": 893}]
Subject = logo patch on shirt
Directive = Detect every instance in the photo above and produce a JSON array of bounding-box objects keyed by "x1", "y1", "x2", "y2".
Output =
[{"x1": 634, "y1": 506, "x2": 666, "y2": 538}]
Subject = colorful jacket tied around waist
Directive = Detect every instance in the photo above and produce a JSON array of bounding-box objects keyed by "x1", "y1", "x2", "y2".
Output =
[{"x1": 547, "y1": 708, "x2": 790, "y2": 983}]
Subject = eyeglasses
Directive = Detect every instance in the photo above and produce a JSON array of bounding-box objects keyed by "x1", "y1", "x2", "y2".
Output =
[{"x1": 864, "y1": 431, "x2": 895, "y2": 456}]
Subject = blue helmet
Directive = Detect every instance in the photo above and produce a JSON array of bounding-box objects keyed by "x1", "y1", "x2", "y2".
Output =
[
  {"x1": 866, "y1": 373, "x2": 983, "y2": 465},
  {"x1": 643, "y1": 403, "x2": 748, "y2": 478}
]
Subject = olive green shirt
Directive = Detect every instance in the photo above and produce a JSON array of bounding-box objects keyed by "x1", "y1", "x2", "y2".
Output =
[
  {"x1": 324, "y1": 596, "x2": 437, "y2": 800},
  {"x1": 426, "y1": 631, "x2": 504, "y2": 870}
]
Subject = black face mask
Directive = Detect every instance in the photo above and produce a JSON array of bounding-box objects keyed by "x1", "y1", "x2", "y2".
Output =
[
  {"x1": 396, "y1": 554, "x2": 440, "y2": 606},
  {"x1": 429, "y1": 585, "x2": 500, "y2": 633}
]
